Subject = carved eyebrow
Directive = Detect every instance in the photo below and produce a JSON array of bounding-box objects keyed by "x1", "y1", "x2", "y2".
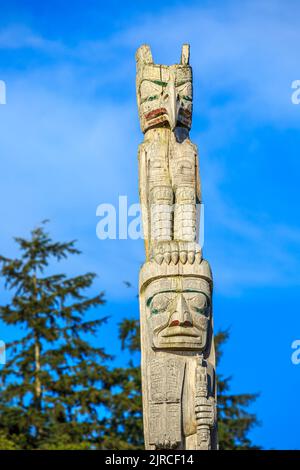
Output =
[
  {"x1": 140, "y1": 95, "x2": 159, "y2": 104},
  {"x1": 186, "y1": 292, "x2": 210, "y2": 300},
  {"x1": 181, "y1": 96, "x2": 192, "y2": 102},
  {"x1": 146, "y1": 290, "x2": 174, "y2": 306},
  {"x1": 150, "y1": 79, "x2": 168, "y2": 87},
  {"x1": 182, "y1": 289, "x2": 208, "y2": 295},
  {"x1": 176, "y1": 80, "x2": 191, "y2": 86},
  {"x1": 138, "y1": 79, "x2": 166, "y2": 96},
  {"x1": 146, "y1": 289, "x2": 206, "y2": 306}
]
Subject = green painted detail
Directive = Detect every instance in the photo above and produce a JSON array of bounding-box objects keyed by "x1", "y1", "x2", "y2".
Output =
[
  {"x1": 140, "y1": 95, "x2": 159, "y2": 104},
  {"x1": 182, "y1": 95, "x2": 192, "y2": 102},
  {"x1": 176, "y1": 80, "x2": 191, "y2": 87},
  {"x1": 151, "y1": 308, "x2": 159, "y2": 316},
  {"x1": 151, "y1": 79, "x2": 168, "y2": 87},
  {"x1": 147, "y1": 95, "x2": 159, "y2": 101}
]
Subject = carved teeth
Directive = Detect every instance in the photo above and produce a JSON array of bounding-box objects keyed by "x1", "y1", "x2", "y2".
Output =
[
  {"x1": 155, "y1": 254, "x2": 164, "y2": 265},
  {"x1": 165, "y1": 252, "x2": 171, "y2": 264},
  {"x1": 180, "y1": 251, "x2": 187, "y2": 264},
  {"x1": 188, "y1": 251, "x2": 195, "y2": 264},
  {"x1": 171, "y1": 252, "x2": 179, "y2": 264}
]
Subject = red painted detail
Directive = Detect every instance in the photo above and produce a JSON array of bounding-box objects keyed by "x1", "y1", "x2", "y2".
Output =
[
  {"x1": 179, "y1": 109, "x2": 192, "y2": 118},
  {"x1": 170, "y1": 320, "x2": 192, "y2": 327},
  {"x1": 147, "y1": 116, "x2": 168, "y2": 126},
  {"x1": 145, "y1": 107, "x2": 167, "y2": 120}
]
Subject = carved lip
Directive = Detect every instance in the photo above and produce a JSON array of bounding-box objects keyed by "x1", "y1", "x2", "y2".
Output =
[
  {"x1": 178, "y1": 109, "x2": 191, "y2": 125},
  {"x1": 161, "y1": 326, "x2": 199, "y2": 338},
  {"x1": 144, "y1": 107, "x2": 168, "y2": 120},
  {"x1": 178, "y1": 108, "x2": 192, "y2": 118}
]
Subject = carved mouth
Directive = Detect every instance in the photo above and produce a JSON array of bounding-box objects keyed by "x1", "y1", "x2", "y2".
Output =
[
  {"x1": 178, "y1": 108, "x2": 191, "y2": 119},
  {"x1": 144, "y1": 107, "x2": 168, "y2": 121},
  {"x1": 161, "y1": 326, "x2": 199, "y2": 338},
  {"x1": 144, "y1": 107, "x2": 191, "y2": 129},
  {"x1": 177, "y1": 109, "x2": 191, "y2": 127}
]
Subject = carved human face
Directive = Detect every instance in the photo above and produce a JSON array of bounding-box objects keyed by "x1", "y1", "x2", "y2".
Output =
[
  {"x1": 136, "y1": 64, "x2": 193, "y2": 132},
  {"x1": 145, "y1": 277, "x2": 211, "y2": 350}
]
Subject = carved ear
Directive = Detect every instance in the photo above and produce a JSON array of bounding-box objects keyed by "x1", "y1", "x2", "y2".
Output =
[
  {"x1": 136, "y1": 44, "x2": 153, "y2": 65},
  {"x1": 180, "y1": 44, "x2": 190, "y2": 65}
]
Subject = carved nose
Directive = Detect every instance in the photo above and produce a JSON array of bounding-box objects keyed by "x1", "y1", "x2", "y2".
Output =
[
  {"x1": 162, "y1": 76, "x2": 177, "y2": 131},
  {"x1": 170, "y1": 295, "x2": 193, "y2": 327}
]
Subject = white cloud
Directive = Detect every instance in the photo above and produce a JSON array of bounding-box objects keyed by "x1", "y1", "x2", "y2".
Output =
[
  {"x1": 0, "y1": 0, "x2": 299, "y2": 299},
  {"x1": 0, "y1": 24, "x2": 65, "y2": 53},
  {"x1": 111, "y1": 0, "x2": 300, "y2": 128},
  {"x1": 2, "y1": 1, "x2": 299, "y2": 126}
]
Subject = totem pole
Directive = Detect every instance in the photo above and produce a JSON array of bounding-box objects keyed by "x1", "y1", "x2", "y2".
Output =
[{"x1": 136, "y1": 44, "x2": 217, "y2": 450}]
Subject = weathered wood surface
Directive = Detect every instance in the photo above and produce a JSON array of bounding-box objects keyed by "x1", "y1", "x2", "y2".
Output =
[{"x1": 136, "y1": 44, "x2": 217, "y2": 450}]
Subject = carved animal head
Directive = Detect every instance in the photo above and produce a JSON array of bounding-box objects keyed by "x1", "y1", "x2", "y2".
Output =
[
  {"x1": 136, "y1": 44, "x2": 193, "y2": 133},
  {"x1": 145, "y1": 276, "x2": 211, "y2": 351}
]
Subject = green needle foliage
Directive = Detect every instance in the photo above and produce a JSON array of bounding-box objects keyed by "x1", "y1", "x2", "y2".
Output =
[
  {"x1": 0, "y1": 223, "x2": 260, "y2": 450},
  {"x1": 103, "y1": 318, "x2": 143, "y2": 450},
  {"x1": 0, "y1": 223, "x2": 113, "y2": 449},
  {"x1": 108, "y1": 319, "x2": 260, "y2": 450},
  {"x1": 215, "y1": 331, "x2": 260, "y2": 449}
]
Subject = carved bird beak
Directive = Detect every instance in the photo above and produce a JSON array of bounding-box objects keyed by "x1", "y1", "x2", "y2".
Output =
[{"x1": 161, "y1": 73, "x2": 178, "y2": 130}]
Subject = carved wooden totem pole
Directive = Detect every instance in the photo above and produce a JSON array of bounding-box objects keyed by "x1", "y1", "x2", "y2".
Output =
[{"x1": 136, "y1": 44, "x2": 217, "y2": 450}]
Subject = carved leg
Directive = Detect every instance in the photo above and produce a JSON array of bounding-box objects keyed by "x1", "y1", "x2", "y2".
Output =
[
  {"x1": 174, "y1": 186, "x2": 197, "y2": 242},
  {"x1": 149, "y1": 186, "x2": 173, "y2": 242},
  {"x1": 146, "y1": 135, "x2": 174, "y2": 262},
  {"x1": 170, "y1": 138, "x2": 202, "y2": 262}
]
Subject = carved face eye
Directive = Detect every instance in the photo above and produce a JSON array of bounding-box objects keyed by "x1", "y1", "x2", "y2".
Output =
[
  {"x1": 140, "y1": 80, "x2": 162, "y2": 104},
  {"x1": 176, "y1": 82, "x2": 192, "y2": 103},
  {"x1": 150, "y1": 293, "x2": 173, "y2": 316},
  {"x1": 186, "y1": 293, "x2": 209, "y2": 315}
]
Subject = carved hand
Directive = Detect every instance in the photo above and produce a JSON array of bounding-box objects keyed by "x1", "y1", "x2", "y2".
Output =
[
  {"x1": 195, "y1": 396, "x2": 216, "y2": 427},
  {"x1": 155, "y1": 437, "x2": 180, "y2": 449}
]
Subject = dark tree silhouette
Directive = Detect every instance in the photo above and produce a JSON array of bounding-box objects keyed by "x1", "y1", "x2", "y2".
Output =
[{"x1": 0, "y1": 223, "x2": 113, "y2": 449}]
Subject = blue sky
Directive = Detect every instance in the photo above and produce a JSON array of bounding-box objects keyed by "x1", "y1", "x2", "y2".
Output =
[{"x1": 0, "y1": 0, "x2": 300, "y2": 449}]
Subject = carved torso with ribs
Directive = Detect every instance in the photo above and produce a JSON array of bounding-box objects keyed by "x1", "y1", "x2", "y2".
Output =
[{"x1": 136, "y1": 45, "x2": 201, "y2": 265}]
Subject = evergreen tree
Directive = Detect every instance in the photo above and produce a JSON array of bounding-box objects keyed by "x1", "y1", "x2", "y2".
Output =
[
  {"x1": 0, "y1": 223, "x2": 113, "y2": 449},
  {"x1": 0, "y1": 223, "x2": 260, "y2": 449},
  {"x1": 104, "y1": 318, "x2": 143, "y2": 450},
  {"x1": 215, "y1": 330, "x2": 260, "y2": 450},
  {"x1": 109, "y1": 318, "x2": 260, "y2": 450}
]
